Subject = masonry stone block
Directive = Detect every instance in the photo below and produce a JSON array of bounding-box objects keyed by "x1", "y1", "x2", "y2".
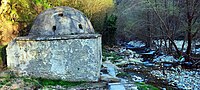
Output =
[{"x1": 6, "y1": 6, "x2": 102, "y2": 82}]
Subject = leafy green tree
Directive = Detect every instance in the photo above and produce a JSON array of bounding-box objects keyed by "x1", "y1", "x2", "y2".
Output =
[{"x1": 102, "y1": 14, "x2": 117, "y2": 45}]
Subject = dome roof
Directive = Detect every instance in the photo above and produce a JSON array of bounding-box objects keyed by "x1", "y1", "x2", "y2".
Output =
[{"x1": 29, "y1": 6, "x2": 94, "y2": 36}]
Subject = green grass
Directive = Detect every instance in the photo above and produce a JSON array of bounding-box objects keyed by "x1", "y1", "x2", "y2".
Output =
[
  {"x1": 0, "y1": 79, "x2": 10, "y2": 88},
  {"x1": 102, "y1": 48, "x2": 123, "y2": 62},
  {"x1": 0, "y1": 74, "x2": 85, "y2": 89},
  {"x1": 0, "y1": 72, "x2": 14, "y2": 88},
  {"x1": 22, "y1": 77, "x2": 85, "y2": 88},
  {"x1": 135, "y1": 82, "x2": 159, "y2": 90},
  {"x1": 36, "y1": 78, "x2": 84, "y2": 87},
  {"x1": 116, "y1": 72, "x2": 131, "y2": 78}
]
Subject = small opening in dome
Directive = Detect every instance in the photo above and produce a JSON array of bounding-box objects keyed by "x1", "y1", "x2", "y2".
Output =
[
  {"x1": 78, "y1": 24, "x2": 83, "y2": 29},
  {"x1": 58, "y1": 13, "x2": 63, "y2": 17},
  {"x1": 52, "y1": 26, "x2": 56, "y2": 32}
]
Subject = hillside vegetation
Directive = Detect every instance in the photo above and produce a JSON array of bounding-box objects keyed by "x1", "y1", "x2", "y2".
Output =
[{"x1": 0, "y1": 0, "x2": 114, "y2": 45}]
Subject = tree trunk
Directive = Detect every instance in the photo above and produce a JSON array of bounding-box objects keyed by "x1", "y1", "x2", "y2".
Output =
[
  {"x1": 185, "y1": 0, "x2": 193, "y2": 62},
  {"x1": 186, "y1": 28, "x2": 192, "y2": 61},
  {"x1": 147, "y1": 10, "x2": 151, "y2": 48}
]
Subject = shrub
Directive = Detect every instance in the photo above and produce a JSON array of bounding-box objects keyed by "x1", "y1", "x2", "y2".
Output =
[{"x1": 102, "y1": 14, "x2": 117, "y2": 45}]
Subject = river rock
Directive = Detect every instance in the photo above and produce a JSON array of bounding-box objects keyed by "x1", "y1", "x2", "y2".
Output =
[
  {"x1": 108, "y1": 83, "x2": 126, "y2": 90},
  {"x1": 100, "y1": 74, "x2": 120, "y2": 82}
]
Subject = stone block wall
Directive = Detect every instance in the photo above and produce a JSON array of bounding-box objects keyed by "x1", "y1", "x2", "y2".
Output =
[{"x1": 6, "y1": 34, "x2": 102, "y2": 81}]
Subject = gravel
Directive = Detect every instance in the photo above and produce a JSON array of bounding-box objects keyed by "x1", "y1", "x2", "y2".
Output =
[{"x1": 150, "y1": 69, "x2": 200, "y2": 90}]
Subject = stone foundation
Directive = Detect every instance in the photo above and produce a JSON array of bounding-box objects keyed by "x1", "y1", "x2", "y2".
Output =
[{"x1": 6, "y1": 34, "x2": 102, "y2": 81}]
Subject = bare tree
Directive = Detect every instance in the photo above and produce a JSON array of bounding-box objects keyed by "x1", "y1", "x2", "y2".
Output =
[{"x1": 145, "y1": 0, "x2": 200, "y2": 61}]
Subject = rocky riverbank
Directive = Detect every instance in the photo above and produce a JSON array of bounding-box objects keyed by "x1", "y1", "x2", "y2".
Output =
[
  {"x1": 1, "y1": 41, "x2": 200, "y2": 90},
  {"x1": 103, "y1": 43, "x2": 200, "y2": 90}
]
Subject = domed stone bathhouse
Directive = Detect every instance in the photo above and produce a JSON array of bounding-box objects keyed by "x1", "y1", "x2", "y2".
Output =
[{"x1": 6, "y1": 6, "x2": 102, "y2": 82}]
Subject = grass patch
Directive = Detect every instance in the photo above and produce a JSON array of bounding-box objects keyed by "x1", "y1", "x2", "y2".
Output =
[
  {"x1": 23, "y1": 77, "x2": 41, "y2": 87},
  {"x1": 0, "y1": 79, "x2": 10, "y2": 88},
  {"x1": 0, "y1": 73, "x2": 13, "y2": 88},
  {"x1": 22, "y1": 77, "x2": 85, "y2": 88},
  {"x1": 116, "y1": 72, "x2": 131, "y2": 78},
  {"x1": 102, "y1": 48, "x2": 123, "y2": 62},
  {"x1": 135, "y1": 82, "x2": 159, "y2": 90},
  {"x1": 37, "y1": 78, "x2": 84, "y2": 87},
  {"x1": 1, "y1": 75, "x2": 85, "y2": 89}
]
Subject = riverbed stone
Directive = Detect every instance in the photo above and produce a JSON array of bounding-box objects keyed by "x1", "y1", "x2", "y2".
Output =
[
  {"x1": 108, "y1": 83, "x2": 126, "y2": 90},
  {"x1": 6, "y1": 6, "x2": 102, "y2": 82},
  {"x1": 100, "y1": 74, "x2": 120, "y2": 82}
]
